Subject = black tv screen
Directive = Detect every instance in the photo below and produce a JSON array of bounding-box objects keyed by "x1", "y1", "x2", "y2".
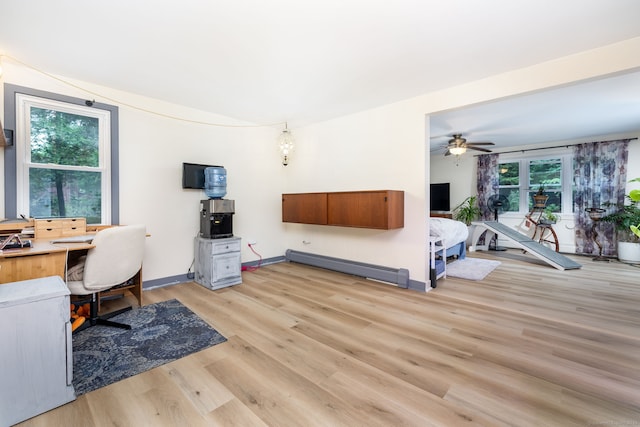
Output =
[
  {"x1": 430, "y1": 183, "x2": 450, "y2": 211},
  {"x1": 182, "y1": 162, "x2": 223, "y2": 189}
]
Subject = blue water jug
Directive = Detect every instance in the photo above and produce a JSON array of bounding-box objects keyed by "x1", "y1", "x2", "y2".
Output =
[{"x1": 204, "y1": 167, "x2": 227, "y2": 199}]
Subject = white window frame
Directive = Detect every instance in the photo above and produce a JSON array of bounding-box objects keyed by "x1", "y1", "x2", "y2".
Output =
[
  {"x1": 15, "y1": 93, "x2": 112, "y2": 223},
  {"x1": 498, "y1": 147, "x2": 574, "y2": 218}
]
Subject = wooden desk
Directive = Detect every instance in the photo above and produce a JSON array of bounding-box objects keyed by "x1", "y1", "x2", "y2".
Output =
[
  {"x1": 0, "y1": 239, "x2": 143, "y2": 307},
  {"x1": 0, "y1": 240, "x2": 88, "y2": 283}
]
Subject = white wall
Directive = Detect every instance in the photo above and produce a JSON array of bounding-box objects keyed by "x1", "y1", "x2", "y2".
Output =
[
  {"x1": 280, "y1": 102, "x2": 428, "y2": 281},
  {"x1": 431, "y1": 153, "x2": 477, "y2": 211},
  {"x1": 2, "y1": 36, "x2": 640, "y2": 286},
  {"x1": 0, "y1": 61, "x2": 288, "y2": 282}
]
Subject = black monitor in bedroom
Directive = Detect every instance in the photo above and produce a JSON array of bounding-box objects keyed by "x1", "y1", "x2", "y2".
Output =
[{"x1": 430, "y1": 183, "x2": 450, "y2": 212}]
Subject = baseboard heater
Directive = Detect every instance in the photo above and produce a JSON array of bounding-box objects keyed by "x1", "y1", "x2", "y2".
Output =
[{"x1": 285, "y1": 249, "x2": 409, "y2": 288}]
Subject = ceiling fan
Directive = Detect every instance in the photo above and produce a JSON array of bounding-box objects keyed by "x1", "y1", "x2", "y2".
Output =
[{"x1": 444, "y1": 134, "x2": 495, "y2": 156}]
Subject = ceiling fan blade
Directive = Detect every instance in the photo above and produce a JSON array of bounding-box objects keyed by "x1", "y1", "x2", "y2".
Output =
[
  {"x1": 466, "y1": 142, "x2": 495, "y2": 146},
  {"x1": 444, "y1": 149, "x2": 452, "y2": 156},
  {"x1": 467, "y1": 146, "x2": 493, "y2": 153}
]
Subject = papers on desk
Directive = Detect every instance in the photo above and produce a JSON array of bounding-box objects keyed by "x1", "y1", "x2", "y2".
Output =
[
  {"x1": 20, "y1": 227, "x2": 35, "y2": 236},
  {"x1": 50, "y1": 234, "x2": 95, "y2": 244}
]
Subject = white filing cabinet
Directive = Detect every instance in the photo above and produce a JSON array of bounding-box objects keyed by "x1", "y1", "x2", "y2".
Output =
[
  {"x1": 0, "y1": 276, "x2": 76, "y2": 426},
  {"x1": 194, "y1": 236, "x2": 242, "y2": 290}
]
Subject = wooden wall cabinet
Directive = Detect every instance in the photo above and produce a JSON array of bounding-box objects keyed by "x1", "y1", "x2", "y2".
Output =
[
  {"x1": 282, "y1": 190, "x2": 404, "y2": 230},
  {"x1": 282, "y1": 193, "x2": 328, "y2": 225}
]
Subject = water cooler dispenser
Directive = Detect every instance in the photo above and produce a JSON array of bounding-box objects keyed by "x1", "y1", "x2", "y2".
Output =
[
  {"x1": 194, "y1": 166, "x2": 242, "y2": 290},
  {"x1": 199, "y1": 199, "x2": 234, "y2": 239},
  {"x1": 199, "y1": 166, "x2": 234, "y2": 239}
]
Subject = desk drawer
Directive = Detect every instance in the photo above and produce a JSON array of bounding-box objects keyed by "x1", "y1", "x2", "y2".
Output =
[
  {"x1": 35, "y1": 222, "x2": 63, "y2": 239},
  {"x1": 36, "y1": 228, "x2": 63, "y2": 239},
  {"x1": 35, "y1": 219, "x2": 62, "y2": 230},
  {"x1": 35, "y1": 218, "x2": 86, "y2": 238},
  {"x1": 62, "y1": 219, "x2": 86, "y2": 236}
]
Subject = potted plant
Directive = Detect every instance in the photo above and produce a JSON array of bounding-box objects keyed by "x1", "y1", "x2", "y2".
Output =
[
  {"x1": 539, "y1": 206, "x2": 559, "y2": 225},
  {"x1": 532, "y1": 185, "x2": 548, "y2": 208},
  {"x1": 453, "y1": 196, "x2": 481, "y2": 226},
  {"x1": 600, "y1": 178, "x2": 640, "y2": 263},
  {"x1": 453, "y1": 196, "x2": 481, "y2": 248}
]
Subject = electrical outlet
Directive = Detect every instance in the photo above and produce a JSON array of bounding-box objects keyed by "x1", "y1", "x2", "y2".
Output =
[{"x1": 247, "y1": 239, "x2": 257, "y2": 245}]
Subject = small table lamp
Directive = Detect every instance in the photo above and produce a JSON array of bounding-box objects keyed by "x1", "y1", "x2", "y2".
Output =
[{"x1": 585, "y1": 207, "x2": 608, "y2": 261}]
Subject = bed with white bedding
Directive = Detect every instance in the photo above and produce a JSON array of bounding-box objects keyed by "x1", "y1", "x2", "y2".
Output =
[{"x1": 429, "y1": 217, "x2": 468, "y2": 260}]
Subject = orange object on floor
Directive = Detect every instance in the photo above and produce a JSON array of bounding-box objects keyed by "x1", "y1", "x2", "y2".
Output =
[
  {"x1": 71, "y1": 316, "x2": 85, "y2": 332},
  {"x1": 70, "y1": 302, "x2": 91, "y2": 327}
]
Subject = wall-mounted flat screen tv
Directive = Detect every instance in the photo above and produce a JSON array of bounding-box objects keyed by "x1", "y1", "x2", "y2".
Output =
[
  {"x1": 182, "y1": 162, "x2": 223, "y2": 189},
  {"x1": 430, "y1": 183, "x2": 450, "y2": 211}
]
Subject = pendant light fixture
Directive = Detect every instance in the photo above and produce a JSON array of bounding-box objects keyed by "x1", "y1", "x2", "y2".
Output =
[{"x1": 278, "y1": 122, "x2": 295, "y2": 166}]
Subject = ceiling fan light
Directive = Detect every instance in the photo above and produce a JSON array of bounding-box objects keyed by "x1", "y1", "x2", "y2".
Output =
[{"x1": 449, "y1": 146, "x2": 466, "y2": 155}]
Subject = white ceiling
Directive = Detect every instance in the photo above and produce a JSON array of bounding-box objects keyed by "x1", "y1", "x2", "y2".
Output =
[
  {"x1": 2, "y1": 0, "x2": 640, "y2": 145},
  {"x1": 429, "y1": 70, "x2": 640, "y2": 153}
]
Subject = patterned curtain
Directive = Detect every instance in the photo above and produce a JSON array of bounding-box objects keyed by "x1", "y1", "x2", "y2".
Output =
[
  {"x1": 573, "y1": 139, "x2": 630, "y2": 256},
  {"x1": 477, "y1": 153, "x2": 499, "y2": 220}
]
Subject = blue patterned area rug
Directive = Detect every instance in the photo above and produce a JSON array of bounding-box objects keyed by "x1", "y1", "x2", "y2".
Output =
[{"x1": 72, "y1": 298, "x2": 227, "y2": 396}]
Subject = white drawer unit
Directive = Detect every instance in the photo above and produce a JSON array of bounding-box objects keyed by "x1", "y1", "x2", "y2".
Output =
[
  {"x1": 0, "y1": 276, "x2": 76, "y2": 426},
  {"x1": 194, "y1": 236, "x2": 242, "y2": 290},
  {"x1": 210, "y1": 238, "x2": 242, "y2": 255}
]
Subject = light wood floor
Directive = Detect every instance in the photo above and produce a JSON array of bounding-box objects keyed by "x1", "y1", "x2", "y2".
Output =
[{"x1": 18, "y1": 250, "x2": 640, "y2": 426}]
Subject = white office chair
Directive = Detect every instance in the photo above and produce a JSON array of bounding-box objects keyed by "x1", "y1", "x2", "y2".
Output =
[{"x1": 67, "y1": 224, "x2": 146, "y2": 332}]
